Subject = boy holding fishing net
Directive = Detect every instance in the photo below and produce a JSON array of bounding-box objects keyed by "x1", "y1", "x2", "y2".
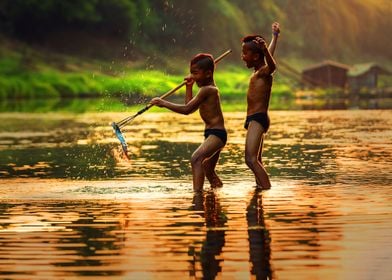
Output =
[{"x1": 151, "y1": 53, "x2": 226, "y2": 192}]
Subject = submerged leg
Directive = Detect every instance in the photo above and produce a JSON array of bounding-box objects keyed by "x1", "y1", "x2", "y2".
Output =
[
  {"x1": 245, "y1": 121, "x2": 271, "y2": 189},
  {"x1": 255, "y1": 134, "x2": 266, "y2": 187},
  {"x1": 203, "y1": 149, "x2": 223, "y2": 188},
  {"x1": 191, "y1": 136, "x2": 225, "y2": 192}
]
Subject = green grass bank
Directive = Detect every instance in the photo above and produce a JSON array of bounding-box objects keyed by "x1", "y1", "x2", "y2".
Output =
[{"x1": 0, "y1": 44, "x2": 292, "y2": 101}]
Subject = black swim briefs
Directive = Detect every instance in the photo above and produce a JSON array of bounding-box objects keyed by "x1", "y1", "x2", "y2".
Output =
[
  {"x1": 244, "y1": 112, "x2": 270, "y2": 132},
  {"x1": 204, "y1": 129, "x2": 227, "y2": 144}
]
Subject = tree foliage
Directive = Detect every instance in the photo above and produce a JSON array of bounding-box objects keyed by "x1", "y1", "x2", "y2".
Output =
[{"x1": 0, "y1": 0, "x2": 390, "y2": 60}]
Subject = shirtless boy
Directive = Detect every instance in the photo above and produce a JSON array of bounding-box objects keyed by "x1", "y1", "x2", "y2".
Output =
[
  {"x1": 151, "y1": 54, "x2": 226, "y2": 192},
  {"x1": 241, "y1": 22, "x2": 280, "y2": 189}
]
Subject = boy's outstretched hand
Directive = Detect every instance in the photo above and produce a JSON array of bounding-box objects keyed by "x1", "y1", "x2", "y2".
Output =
[
  {"x1": 150, "y1": 97, "x2": 164, "y2": 107},
  {"x1": 272, "y1": 22, "x2": 280, "y2": 36}
]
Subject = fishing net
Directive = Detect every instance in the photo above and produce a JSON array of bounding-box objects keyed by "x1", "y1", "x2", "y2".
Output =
[{"x1": 111, "y1": 122, "x2": 130, "y2": 160}]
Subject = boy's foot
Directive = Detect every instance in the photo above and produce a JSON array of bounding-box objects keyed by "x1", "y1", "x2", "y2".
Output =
[
  {"x1": 255, "y1": 184, "x2": 271, "y2": 190},
  {"x1": 210, "y1": 176, "x2": 223, "y2": 188},
  {"x1": 193, "y1": 187, "x2": 203, "y2": 193}
]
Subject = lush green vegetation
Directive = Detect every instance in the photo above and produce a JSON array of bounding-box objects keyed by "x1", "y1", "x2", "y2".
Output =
[
  {"x1": 1, "y1": 0, "x2": 390, "y2": 60},
  {"x1": 0, "y1": 44, "x2": 292, "y2": 100},
  {"x1": 0, "y1": 44, "x2": 182, "y2": 99}
]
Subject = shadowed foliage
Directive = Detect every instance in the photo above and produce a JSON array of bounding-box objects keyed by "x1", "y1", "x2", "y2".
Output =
[{"x1": 0, "y1": 0, "x2": 390, "y2": 59}]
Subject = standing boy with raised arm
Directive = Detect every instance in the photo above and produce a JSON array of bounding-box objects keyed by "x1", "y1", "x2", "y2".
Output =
[
  {"x1": 151, "y1": 54, "x2": 226, "y2": 192},
  {"x1": 241, "y1": 22, "x2": 280, "y2": 189}
]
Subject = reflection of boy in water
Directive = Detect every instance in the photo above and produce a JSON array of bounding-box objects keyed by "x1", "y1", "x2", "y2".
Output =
[
  {"x1": 189, "y1": 191, "x2": 227, "y2": 279},
  {"x1": 241, "y1": 22, "x2": 280, "y2": 189},
  {"x1": 151, "y1": 54, "x2": 226, "y2": 192},
  {"x1": 247, "y1": 190, "x2": 272, "y2": 278}
]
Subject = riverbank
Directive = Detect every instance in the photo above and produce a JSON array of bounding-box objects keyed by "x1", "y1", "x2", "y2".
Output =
[
  {"x1": 0, "y1": 41, "x2": 293, "y2": 100},
  {"x1": 2, "y1": 39, "x2": 391, "y2": 110}
]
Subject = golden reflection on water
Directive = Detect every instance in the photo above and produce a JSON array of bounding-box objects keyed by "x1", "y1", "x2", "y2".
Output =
[
  {"x1": 0, "y1": 180, "x2": 391, "y2": 279},
  {"x1": 0, "y1": 110, "x2": 392, "y2": 279},
  {"x1": 1, "y1": 180, "x2": 390, "y2": 279},
  {"x1": 0, "y1": 189, "x2": 270, "y2": 279}
]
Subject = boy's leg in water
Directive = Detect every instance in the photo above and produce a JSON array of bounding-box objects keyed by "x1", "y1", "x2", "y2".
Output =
[
  {"x1": 191, "y1": 136, "x2": 225, "y2": 192},
  {"x1": 245, "y1": 121, "x2": 271, "y2": 189},
  {"x1": 256, "y1": 134, "x2": 266, "y2": 186},
  {"x1": 202, "y1": 138, "x2": 224, "y2": 188}
]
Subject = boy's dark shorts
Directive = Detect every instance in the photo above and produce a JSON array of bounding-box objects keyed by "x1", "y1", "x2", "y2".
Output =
[
  {"x1": 204, "y1": 129, "x2": 227, "y2": 144},
  {"x1": 244, "y1": 112, "x2": 270, "y2": 132}
]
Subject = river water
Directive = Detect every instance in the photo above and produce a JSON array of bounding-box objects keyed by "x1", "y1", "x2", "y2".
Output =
[{"x1": 0, "y1": 110, "x2": 391, "y2": 279}]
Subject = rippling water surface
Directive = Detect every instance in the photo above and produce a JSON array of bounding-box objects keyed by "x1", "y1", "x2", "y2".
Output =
[{"x1": 0, "y1": 110, "x2": 391, "y2": 279}]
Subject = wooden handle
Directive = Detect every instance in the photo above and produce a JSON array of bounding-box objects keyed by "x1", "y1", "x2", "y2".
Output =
[
  {"x1": 159, "y1": 81, "x2": 188, "y2": 100},
  {"x1": 214, "y1": 49, "x2": 232, "y2": 64}
]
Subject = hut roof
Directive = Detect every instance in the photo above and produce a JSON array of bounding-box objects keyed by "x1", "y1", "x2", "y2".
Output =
[
  {"x1": 348, "y1": 63, "x2": 391, "y2": 77},
  {"x1": 302, "y1": 60, "x2": 351, "y2": 72}
]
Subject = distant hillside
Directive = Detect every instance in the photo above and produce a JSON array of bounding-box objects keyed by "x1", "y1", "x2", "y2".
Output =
[{"x1": 0, "y1": 0, "x2": 391, "y2": 64}]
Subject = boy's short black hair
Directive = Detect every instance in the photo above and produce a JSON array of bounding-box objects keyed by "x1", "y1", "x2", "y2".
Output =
[
  {"x1": 190, "y1": 53, "x2": 214, "y2": 73},
  {"x1": 242, "y1": 34, "x2": 266, "y2": 56}
]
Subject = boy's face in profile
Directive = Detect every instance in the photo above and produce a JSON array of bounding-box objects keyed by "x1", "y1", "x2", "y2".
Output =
[
  {"x1": 190, "y1": 64, "x2": 211, "y2": 87},
  {"x1": 241, "y1": 43, "x2": 257, "y2": 68}
]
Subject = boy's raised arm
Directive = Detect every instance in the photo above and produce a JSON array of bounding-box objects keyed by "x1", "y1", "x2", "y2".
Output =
[
  {"x1": 268, "y1": 22, "x2": 280, "y2": 56},
  {"x1": 254, "y1": 39, "x2": 276, "y2": 76},
  {"x1": 263, "y1": 41, "x2": 276, "y2": 74}
]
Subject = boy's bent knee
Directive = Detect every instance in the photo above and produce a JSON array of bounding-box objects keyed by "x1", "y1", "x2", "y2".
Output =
[
  {"x1": 245, "y1": 154, "x2": 263, "y2": 168},
  {"x1": 245, "y1": 154, "x2": 259, "y2": 168},
  {"x1": 191, "y1": 154, "x2": 204, "y2": 167}
]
